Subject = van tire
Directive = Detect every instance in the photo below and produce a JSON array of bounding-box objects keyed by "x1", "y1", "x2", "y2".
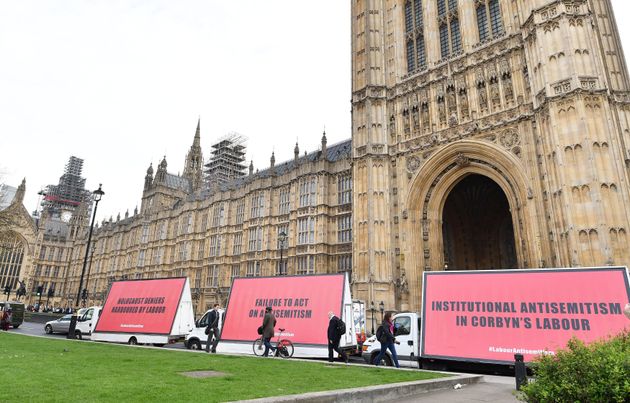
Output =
[
  {"x1": 128, "y1": 337, "x2": 138, "y2": 345},
  {"x1": 75, "y1": 330, "x2": 82, "y2": 340},
  {"x1": 371, "y1": 352, "x2": 393, "y2": 366},
  {"x1": 188, "y1": 339, "x2": 201, "y2": 350}
]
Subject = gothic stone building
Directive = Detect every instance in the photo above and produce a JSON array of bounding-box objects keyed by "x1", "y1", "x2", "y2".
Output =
[
  {"x1": 59, "y1": 0, "x2": 630, "y2": 317},
  {"x1": 65, "y1": 124, "x2": 353, "y2": 314},
  {"x1": 351, "y1": 0, "x2": 630, "y2": 313}
]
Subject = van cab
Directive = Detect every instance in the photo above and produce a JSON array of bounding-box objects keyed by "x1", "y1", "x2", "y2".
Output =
[
  {"x1": 362, "y1": 312, "x2": 421, "y2": 368},
  {"x1": 185, "y1": 308, "x2": 224, "y2": 350},
  {"x1": 74, "y1": 306, "x2": 101, "y2": 339}
]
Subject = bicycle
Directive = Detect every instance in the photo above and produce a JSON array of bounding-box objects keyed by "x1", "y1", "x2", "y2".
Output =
[{"x1": 252, "y1": 327, "x2": 294, "y2": 358}]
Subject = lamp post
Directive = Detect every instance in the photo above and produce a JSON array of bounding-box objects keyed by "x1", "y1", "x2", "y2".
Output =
[
  {"x1": 370, "y1": 301, "x2": 376, "y2": 335},
  {"x1": 278, "y1": 231, "x2": 287, "y2": 275},
  {"x1": 68, "y1": 184, "x2": 104, "y2": 339},
  {"x1": 83, "y1": 240, "x2": 96, "y2": 307},
  {"x1": 379, "y1": 301, "x2": 385, "y2": 322}
]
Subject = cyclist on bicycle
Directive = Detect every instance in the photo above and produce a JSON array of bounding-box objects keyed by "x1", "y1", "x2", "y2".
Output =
[{"x1": 261, "y1": 306, "x2": 276, "y2": 357}]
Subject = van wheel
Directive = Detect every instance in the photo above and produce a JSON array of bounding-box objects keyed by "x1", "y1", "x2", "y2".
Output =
[
  {"x1": 188, "y1": 340, "x2": 201, "y2": 350},
  {"x1": 371, "y1": 352, "x2": 392, "y2": 366},
  {"x1": 128, "y1": 337, "x2": 138, "y2": 345},
  {"x1": 75, "y1": 330, "x2": 82, "y2": 340}
]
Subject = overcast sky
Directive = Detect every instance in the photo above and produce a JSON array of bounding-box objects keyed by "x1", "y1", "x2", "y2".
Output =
[{"x1": 1, "y1": 1, "x2": 629, "y2": 222}]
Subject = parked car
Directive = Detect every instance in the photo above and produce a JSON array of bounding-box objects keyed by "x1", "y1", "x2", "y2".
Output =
[{"x1": 44, "y1": 314, "x2": 73, "y2": 335}]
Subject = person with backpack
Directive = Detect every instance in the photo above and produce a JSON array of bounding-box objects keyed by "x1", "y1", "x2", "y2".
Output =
[
  {"x1": 205, "y1": 304, "x2": 221, "y2": 353},
  {"x1": 373, "y1": 311, "x2": 400, "y2": 368},
  {"x1": 327, "y1": 311, "x2": 349, "y2": 363}
]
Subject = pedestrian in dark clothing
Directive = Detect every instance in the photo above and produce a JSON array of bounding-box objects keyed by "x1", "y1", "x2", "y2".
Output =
[
  {"x1": 205, "y1": 304, "x2": 221, "y2": 353},
  {"x1": 327, "y1": 311, "x2": 348, "y2": 363},
  {"x1": 373, "y1": 312, "x2": 400, "y2": 368},
  {"x1": 261, "y1": 307, "x2": 276, "y2": 357}
]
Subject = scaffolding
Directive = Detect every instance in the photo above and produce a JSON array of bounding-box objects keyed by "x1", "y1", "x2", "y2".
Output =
[
  {"x1": 204, "y1": 132, "x2": 248, "y2": 190},
  {"x1": 44, "y1": 156, "x2": 91, "y2": 211}
]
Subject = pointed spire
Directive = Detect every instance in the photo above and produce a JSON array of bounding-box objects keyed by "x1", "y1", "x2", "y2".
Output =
[
  {"x1": 134, "y1": 205, "x2": 138, "y2": 215},
  {"x1": 321, "y1": 129, "x2": 327, "y2": 157},
  {"x1": 194, "y1": 117, "x2": 201, "y2": 148},
  {"x1": 270, "y1": 151, "x2": 275, "y2": 168},
  {"x1": 12, "y1": 178, "x2": 26, "y2": 205},
  {"x1": 125, "y1": 209, "x2": 129, "y2": 219},
  {"x1": 249, "y1": 160, "x2": 254, "y2": 176},
  {"x1": 116, "y1": 212, "x2": 120, "y2": 221},
  {"x1": 294, "y1": 142, "x2": 299, "y2": 161},
  {"x1": 147, "y1": 163, "x2": 153, "y2": 176}
]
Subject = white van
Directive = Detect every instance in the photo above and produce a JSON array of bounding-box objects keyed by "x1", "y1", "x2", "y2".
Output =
[
  {"x1": 91, "y1": 277, "x2": 195, "y2": 346},
  {"x1": 185, "y1": 308, "x2": 225, "y2": 350},
  {"x1": 73, "y1": 306, "x2": 102, "y2": 339},
  {"x1": 362, "y1": 312, "x2": 421, "y2": 368}
]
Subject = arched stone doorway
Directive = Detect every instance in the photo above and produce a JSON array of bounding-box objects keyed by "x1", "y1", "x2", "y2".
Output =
[{"x1": 442, "y1": 174, "x2": 517, "y2": 270}]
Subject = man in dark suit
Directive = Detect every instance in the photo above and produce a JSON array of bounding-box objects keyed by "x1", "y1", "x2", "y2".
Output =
[
  {"x1": 205, "y1": 304, "x2": 221, "y2": 353},
  {"x1": 327, "y1": 311, "x2": 348, "y2": 363}
]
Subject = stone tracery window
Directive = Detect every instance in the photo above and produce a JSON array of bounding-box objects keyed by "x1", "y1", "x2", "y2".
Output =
[
  {"x1": 476, "y1": 0, "x2": 504, "y2": 43},
  {"x1": 437, "y1": 0, "x2": 461, "y2": 60},
  {"x1": 0, "y1": 232, "x2": 25, "y2": 290},
  {"x1": 405, "y1": 0, "x2": 427, "y2": 73}
]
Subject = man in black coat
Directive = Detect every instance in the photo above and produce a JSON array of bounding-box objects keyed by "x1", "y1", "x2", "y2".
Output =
[
  {"x1": 205, "y1": 304, "x2": 221, "y2": 353},
  {"x1": 327, "y1": 311, "x2": 348, "y2": 363}
]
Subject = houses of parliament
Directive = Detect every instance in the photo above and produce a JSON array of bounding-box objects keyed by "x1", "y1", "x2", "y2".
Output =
[{"x1": 2, "y1": 0, "x2": 630, "y2": 315}]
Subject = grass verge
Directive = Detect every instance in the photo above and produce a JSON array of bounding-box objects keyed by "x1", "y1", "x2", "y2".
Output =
[{"x1": 1, "y1": 332, "x2": 445, "y2": 402}]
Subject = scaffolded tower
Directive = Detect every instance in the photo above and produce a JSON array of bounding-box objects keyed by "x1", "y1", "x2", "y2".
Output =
[
  {"x1": 44, "y1": 156, "x2": 91, "y2": 212},
  {"x1": 204, "y1": 132, "x2": 247, "y2": 190}
]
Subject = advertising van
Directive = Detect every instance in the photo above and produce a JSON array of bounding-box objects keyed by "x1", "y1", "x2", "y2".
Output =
[
  {"x1": 218, "y1": 273, "x2": 357, "y2": 357},
  {"x1": 363, "y1": 267, "x2": 630, "y2": 367},
  {"x1": 91, "y1": 277, "x2": 195, "y2": 346}
]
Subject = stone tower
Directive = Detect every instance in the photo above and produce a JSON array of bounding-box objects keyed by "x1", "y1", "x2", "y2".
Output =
[
  {"x1": 183, "y1": 118, "x2": 204, "y2": 191},
  {"x1": 351, "y1": 0, "x2": 630, "y2": 313}
]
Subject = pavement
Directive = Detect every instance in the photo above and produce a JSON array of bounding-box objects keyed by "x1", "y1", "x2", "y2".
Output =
[{"x1": 387, "y1": 375, "x2": 521, "y2": 403}]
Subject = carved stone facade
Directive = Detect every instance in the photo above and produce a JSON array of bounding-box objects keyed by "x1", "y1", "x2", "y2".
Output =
[
  {"x1": 63, "y1": 129, "x2": 353, "y2": 315},
  {"x1": 352, "y1": 0, "x2": 630, "y2": 313}
]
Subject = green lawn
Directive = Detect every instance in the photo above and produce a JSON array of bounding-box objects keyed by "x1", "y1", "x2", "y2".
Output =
[{"x1": 1, "y1": 333, "x2": 445, "y2": 402}]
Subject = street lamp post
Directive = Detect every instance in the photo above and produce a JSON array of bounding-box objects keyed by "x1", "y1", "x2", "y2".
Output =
[
  {"x1": 67, "y1": 184, "x2": 104, "y2": 339},
  {"x1": 278, "y1": 231, "x2": 287, "y2": 275},
  {"x1": 370, "y1": 301, "x2": 376, "y2": 335},
  {"x1": 379, "y1": 301, "x2": 385, "y2": 322},
  {"x1": 83, "y1": 240, "x2": 96, "y2": 307}
]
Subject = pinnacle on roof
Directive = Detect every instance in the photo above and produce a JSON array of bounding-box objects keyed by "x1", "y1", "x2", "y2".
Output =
[{"x1": 194, "y1": 118, "x2": 201, "y2": 148}]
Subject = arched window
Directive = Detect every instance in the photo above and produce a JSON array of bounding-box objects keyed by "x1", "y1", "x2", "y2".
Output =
[
  {"x1": 437, "y1": 0, "x2": 461, "y2": 60},
  {"x1": 0, "y1": 232, "x2": 25, "y2": 290},
  {"x1": 476, "y1": 0, "x2": 504, "y2": 43},
  {"x1": 404, "y1": 0, "x2": 427, "y2": 73}
]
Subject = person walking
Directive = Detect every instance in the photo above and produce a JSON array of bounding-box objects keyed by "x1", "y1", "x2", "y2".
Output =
[
  {"x1": 373, "y1": 312, "x2": 400, "y2": 368},
  {"x1": 0, "y1": 306, "x2": 7, "y2": 331},
  {"x1": 205, "y1": 304, "x2": 221, "y2": 353},
  {"x1": 327, "y1": 311, "x2": 349, "y2": 363},
  {"x1": 261, "y1": 306, "x2": 276, "y2": 357}
]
